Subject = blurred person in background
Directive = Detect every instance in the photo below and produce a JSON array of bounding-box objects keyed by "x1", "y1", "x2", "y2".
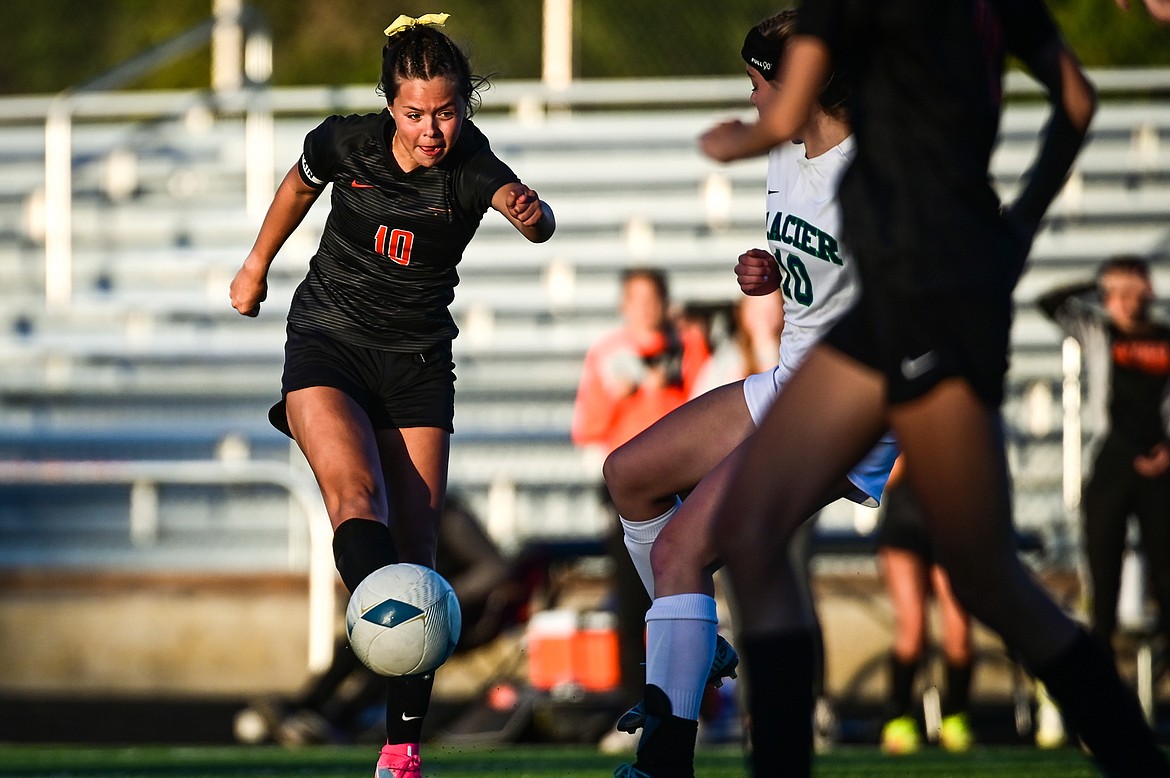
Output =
[
  {"x1": 229, "y1": 13, "x2": 554, "y2": 778},
  {"x1": 688, "y1": 292, "x2": 784, "y2": 398},
  {"x1": 572, "y1": 267, "x2": 709, "y2": 457},
  {"x1": 875, "y1": 456, "x2": 975, "y2": 755},
  {"x1": 1039, "y1": 256, "x2": 1170, "y2": 660}
]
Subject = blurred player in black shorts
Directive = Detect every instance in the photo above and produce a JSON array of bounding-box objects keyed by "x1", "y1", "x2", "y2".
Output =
[{"x1": 875, "y1": 456, "x2": 974, "y2": 755}]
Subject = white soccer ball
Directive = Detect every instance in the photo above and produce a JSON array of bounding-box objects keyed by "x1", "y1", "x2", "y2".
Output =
[{"x1": 346, "y1": 563, "x2": 462, "y2": 676}]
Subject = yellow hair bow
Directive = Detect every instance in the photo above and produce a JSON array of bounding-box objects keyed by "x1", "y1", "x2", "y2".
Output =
[{"x1": 384, "y1": 12, "x2": 450, "y2": 37}]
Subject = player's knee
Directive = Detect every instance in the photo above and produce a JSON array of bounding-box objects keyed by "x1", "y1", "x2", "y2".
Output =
[
  {"x1": 602, "y1": 444, "x2": 638, "y2": 499},
  {"x1": 603, "y1": 445, "x2": 655, "y2": 511}
]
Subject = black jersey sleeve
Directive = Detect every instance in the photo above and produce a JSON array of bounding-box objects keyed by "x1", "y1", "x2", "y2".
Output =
[
  {"x1": 796, "y1": 0, "x2": 847, "y2": 53},
  {"x1": 450, "y1": 120, "x2": 521, "y2": 217},
  {"x1": 993, "y1": 0, "x2": 1059, "y2": 61},
  {"x1": 298, "y1": 112, "x2": 387, "y2": 190}
]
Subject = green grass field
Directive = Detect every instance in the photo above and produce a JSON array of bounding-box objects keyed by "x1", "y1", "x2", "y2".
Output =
[{"x1": 0, "y1": 744, "x2": 1113, "y2": 777}]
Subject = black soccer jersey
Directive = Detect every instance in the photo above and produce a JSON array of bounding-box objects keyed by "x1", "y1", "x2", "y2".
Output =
[
  {"x1": 289, "y1": 110, "x2": 520, "y2": 351},
  {"x1": 1108, "y1": 323, "x2": 1170, "y2": 451},
  {"x1": 797, "y1": 0, "x2": 1059, "y2": 294}
]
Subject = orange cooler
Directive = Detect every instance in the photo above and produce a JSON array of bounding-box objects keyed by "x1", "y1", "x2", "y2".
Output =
[
  {"x1": 575, "y1": 610, "x2": 621, "y2": 692},
  {"x1": 526, "y1": 609, "x2": 578, "y2": 690}
]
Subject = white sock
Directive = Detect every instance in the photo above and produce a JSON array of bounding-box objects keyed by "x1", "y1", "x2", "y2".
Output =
[
  {"x1": 619, "y1": 497, "x2": 681, "y2": 599},
  {"x1": 645, "y1": 593, "x2": 718, "y2": 721}
]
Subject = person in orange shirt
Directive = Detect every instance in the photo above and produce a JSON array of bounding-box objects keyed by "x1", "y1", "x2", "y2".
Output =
[{"x1": 572, "y1": 267, "x2": 709, "y2": 455}]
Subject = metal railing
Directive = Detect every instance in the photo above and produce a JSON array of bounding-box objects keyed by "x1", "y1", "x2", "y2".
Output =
[
  {"x1": 38, "y1": 3, "x2": 272, "y2": 310},
  {"x1": 0, "y1": 458, "x2": 337, "y2": 673}
]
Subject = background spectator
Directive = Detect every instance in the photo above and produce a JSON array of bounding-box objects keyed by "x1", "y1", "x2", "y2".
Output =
[{"x1": 1039, "y1": 256, "x2": 1170, "y2": 658}]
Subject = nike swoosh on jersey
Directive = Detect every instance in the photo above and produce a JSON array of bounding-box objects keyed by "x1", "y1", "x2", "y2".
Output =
[
  {"x1": 351, "y1": 180, "x2": 375, "y2": 188},
  {"x1": 401, "y1": 712, "x2": 424, "y2": 721}
]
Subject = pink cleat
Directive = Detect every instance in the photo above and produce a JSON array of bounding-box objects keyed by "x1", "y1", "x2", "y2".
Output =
[{"x1": 375, "y1": 742, "x2": 422, "y2": 778}]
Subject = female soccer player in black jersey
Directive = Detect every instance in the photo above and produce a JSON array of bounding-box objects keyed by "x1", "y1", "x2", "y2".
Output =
[
  {"x1": 230, "y1": 13, "x2": 553, "y2": 778},
  {"x1": 701, "y1": 1, "x2": 1169, "y2": 776}
]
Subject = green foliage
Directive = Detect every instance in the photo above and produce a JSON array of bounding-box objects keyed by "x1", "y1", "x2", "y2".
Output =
[
  {"x1": 1051, "y1": 0, "x2": 1170, "y2": 65},
  {"x1": 0, "y1": 0, "x2": 209, "y2": 94},
  {"x1": 0, "y1": 0, "x2": 1167, "y2": 96}
]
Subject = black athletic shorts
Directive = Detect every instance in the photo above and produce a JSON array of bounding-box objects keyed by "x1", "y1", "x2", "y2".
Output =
[
  {"x1": 269, "y1": 325, "x2": 456, "y2": 438},
  {"x1": 823, "y1": 283, "x2": 1011, "y2": 407},
  {"x1": 875, "y1": 480, "x2": 933, "y2": 562}
]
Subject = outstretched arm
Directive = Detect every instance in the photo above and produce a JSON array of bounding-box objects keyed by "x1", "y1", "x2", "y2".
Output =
[
  {"x1": 1002, "y1": 38, "x2": 1096, "y2": 272},
  {"x1": 230, "y1": 163, "x2": 322, "y2": 316},
  {"x1": 700, "y1": 36, "x2": 829, "y2": 163}
]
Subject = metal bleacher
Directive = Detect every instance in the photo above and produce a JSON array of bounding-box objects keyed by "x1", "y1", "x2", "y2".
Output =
[{"x1": 0, "y1": 71, "x2": 1168, "y2": 578}]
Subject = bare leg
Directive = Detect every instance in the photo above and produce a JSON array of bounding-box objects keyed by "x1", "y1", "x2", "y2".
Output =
[
  {"x1": 376, "y1": 425, "x2": 449, "y2": 567},
  {"x1": 881, "y1": 548, "x2": 929, "y2": 664},
  {"x1": 604, "y1": 381, "x2": 756, "y2": 522},
  {"x1": 708, "y1": 345, "x2": 886, "y2": 777},
  {"x1": 716, "y1": 345, "x2": 887, "y2": 636},
  {"x1": 888, "y1": 379, "x2": 1076, "y2": 665},
  {"x1": 932, "y1": 563, "x2": 974, "y2": 728},
  {"x1": 629, "y1": 375, "x2": 853, "y2": 777},
  {"x1": 932, "y1": 564, "x2": 973, "y2": 668},
  {"x1": 286, "y1": 386, "x2": 450, "y2": 751},
  {"x1": 880, "y1": 547, "x2": 928, "y2": 738},
  {"x1": 653, "y1": 441, "x2": 854, "y2": 600},
  {"x1": 892, "y1": 379, "x2": 1168, "y2": 775},
  {"x1": 287, "y1": 386, "x2": 389, "y2": 530}
]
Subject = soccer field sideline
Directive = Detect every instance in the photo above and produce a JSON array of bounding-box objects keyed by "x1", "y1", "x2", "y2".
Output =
[{"x1": 0, "y1": 743, "x2": 1111, "y2": 777}]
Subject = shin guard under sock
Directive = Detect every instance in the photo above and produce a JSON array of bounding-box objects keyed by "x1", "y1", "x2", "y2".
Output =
[
  {"x1": 332, "y1": 517, "x2": 398, "y2": 594},
  {"x1": 742, "y1": 631, "x2": 816, "y2": 778}
]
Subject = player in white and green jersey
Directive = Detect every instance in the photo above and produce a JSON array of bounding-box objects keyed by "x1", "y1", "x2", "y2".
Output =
[{"x1": 607, "y1": 10, "x2": 896, "y2": 778}]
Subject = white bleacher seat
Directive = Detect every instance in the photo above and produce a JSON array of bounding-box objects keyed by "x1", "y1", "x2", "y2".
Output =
[{"x1": 0, "y1": 75, "x2": 1166, "y2": 571}]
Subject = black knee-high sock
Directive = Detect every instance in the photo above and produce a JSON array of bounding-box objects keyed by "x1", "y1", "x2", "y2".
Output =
[
  {"x1": 332, "y1": 518, "x2": 397, "y2": 594},
  {"x1": 888, "y1": 654, "x2": 920, "y2": 719},
  {"x1": 1034, "y1": 629, "x2": 1170, "y2": 777},
  {"x1": 743, "y1": 631, "x2": 815, "y2": 778},
  {"x1": 944, "y1": 661, "x2": 972, "y2": 717},
  {"x1": 385, "y1": 672, "x2": 436, "y2": 744}
]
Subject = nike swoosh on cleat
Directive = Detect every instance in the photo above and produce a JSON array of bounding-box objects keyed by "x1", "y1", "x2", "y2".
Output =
[{"x1": 351, "y1": 181, "x2": 375, "y2": 188}]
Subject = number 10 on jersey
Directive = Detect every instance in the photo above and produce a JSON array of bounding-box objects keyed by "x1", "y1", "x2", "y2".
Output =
[
  {"x1": 775, "y1": 251, "x2": 813, "y2": 306},
  {"x1": 375, "y1": 226, "x2": 414, "y2": 266}
]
